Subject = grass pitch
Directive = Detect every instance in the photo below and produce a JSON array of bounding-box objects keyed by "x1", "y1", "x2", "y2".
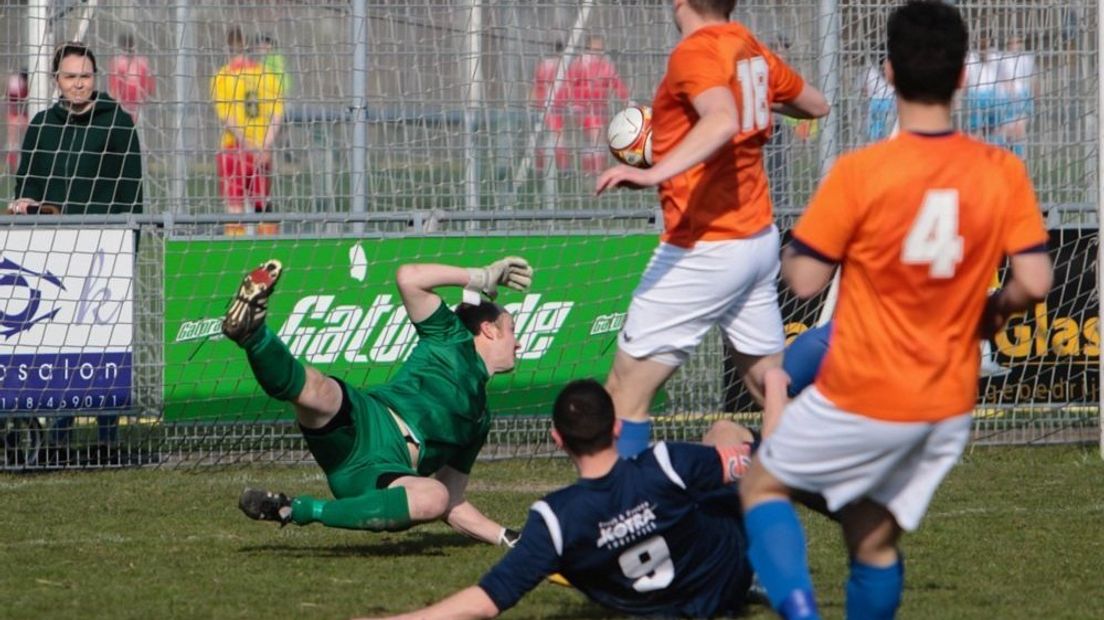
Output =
[{"x1": 1, "y1": 445, "x2": 1101, "y2": 619}]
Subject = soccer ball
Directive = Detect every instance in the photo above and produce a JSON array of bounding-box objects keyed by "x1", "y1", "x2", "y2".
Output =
[{"x1": 607, "y1": 105, "x2": 653, "y2": 168}]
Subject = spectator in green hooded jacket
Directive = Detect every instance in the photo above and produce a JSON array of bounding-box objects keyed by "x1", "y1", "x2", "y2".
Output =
[{"x1": 9, "y1": 41, "x2": 143, "y2": 216}]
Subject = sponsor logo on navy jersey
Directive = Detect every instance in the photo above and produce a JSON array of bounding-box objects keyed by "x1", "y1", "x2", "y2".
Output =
[{"x1": 596, "y1": 501, "x2": 658, "y2": 550}]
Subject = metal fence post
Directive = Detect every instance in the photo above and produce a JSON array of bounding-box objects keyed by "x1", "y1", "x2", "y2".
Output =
[
  {"x1": 351, "y1": 0, "x2": 368, "y2": 231},
  {"x1": 464, "y1": 1, "x2": 485, "y2": 217},
  {"x1": 817, "y1": 0, "x2": 840, "y2": 176}
]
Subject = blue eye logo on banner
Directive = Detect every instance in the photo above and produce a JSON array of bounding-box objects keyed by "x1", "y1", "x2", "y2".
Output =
[
  {"x1": 0, "y1": 257, "x2": 65, "y2": 338},
  {"x1": 0, "y1": 229, "x2": 134, "y2": 413}
]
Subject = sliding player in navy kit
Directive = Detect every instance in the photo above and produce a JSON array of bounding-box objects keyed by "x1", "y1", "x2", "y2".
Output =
[{"x1": 357, "y1": 378, "x2": 759, "y2": 619}]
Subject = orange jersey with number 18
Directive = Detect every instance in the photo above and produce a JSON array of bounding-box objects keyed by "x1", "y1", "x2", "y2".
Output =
[
  {"x1": 793, "y1": 131, "x2": 1048, "y2": 422},
  {"x1": 651, "y1": 22, "x2": 805, "y2": 248}
]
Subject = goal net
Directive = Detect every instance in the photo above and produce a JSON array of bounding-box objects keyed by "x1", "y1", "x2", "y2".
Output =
[{"x1": 0, "y1": 1, "x2": 1097, "y2": 468}]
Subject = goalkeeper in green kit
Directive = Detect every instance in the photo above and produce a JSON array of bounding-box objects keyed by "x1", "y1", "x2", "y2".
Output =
[{"x1": 223, "y1": 256, "x2": 533, "y2": 547}]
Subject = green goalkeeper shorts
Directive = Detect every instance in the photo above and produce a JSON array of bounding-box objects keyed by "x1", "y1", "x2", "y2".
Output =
[{"x1": 300, "y1": 378, "x2": 417, "y2": 499}]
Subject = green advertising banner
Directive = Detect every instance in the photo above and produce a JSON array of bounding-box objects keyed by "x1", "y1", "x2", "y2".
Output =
[{"x1": 163, "y1": 235, "x2": 658, "y2": 421}]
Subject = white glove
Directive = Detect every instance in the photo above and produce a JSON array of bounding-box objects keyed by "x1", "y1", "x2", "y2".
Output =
[{"x1": 465, "y1": 256, "x2": 533, "y2": 302}]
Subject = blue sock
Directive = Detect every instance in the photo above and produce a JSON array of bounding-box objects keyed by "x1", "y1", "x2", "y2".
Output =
[
  {"x1": 745, "y1": 500, "x2": 820, "y2": 620},
  {"x1": 616, "y1": 419, "x2": 652, "y2": 458},
  {"x1": 846, "y1": 556, "x2": 904, "y2": 620}
]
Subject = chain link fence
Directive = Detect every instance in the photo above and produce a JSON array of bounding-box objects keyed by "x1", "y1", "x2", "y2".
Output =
[{"x1": 0, "y1": 1, "x2": 1098, "y2": 469}]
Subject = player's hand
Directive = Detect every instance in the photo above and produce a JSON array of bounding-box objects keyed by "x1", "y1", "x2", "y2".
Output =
[
  {"x1": 7, "y1": 198, "x2": 38, "y2": 214},
  {"x1": 466, "y1": 257, "x2": 533, "y2": 301},
  {"x1": 595, "y1": 164, "x2": 658, "y2": 195},
  {"x1": 253, "y1": 148, "x2": 272, "y2": 167},
  {"x1": 978, "y1": 291, "x2": 1009, "y2": 339}
]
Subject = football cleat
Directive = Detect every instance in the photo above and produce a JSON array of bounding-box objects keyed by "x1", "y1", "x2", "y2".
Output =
[
  {"x1": 746, "y1": 573, "x2": 770, "y2": 606},
  {"x1": 239, "y1": 487, "x2": 293, "y2": 526},
  {"x1": 499, "y1": 527, "x2": 521, "y2": 548},
  {"x1": 547, "y1": 573, "x2": 573, "y2": 588},
  {"x1": 222, "y1": 260, "x2": 283, "y2": 345}
]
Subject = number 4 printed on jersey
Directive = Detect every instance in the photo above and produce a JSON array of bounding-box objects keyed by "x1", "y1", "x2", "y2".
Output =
[{"x1": 902, "y1": 189, "x2": 964, "y2": 278}]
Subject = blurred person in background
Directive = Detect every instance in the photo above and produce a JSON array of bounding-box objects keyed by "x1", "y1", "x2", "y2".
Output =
[
  {"x1": 5, "y1": 69, "x2": 28, "y2": 173},
  {"x1": 8, "y1": 42, "x2": 144, "y2": 464},
  {"x1": 996, "y1": 35, "x2": 1036, "y2": 158},
  {"x1": 9, "y1": 42, "x2": 143, "y2": 216},
  {"x1": 252, "y1": 33, "x2": 292, "y2": 100},
  {"x1": 531, "y1": 40, "x2": 569, "y2": 171},
  {"x1": 964, "y1": 33, "x2": 1004, "y2": 144},
  {"x1": 763, "y1": 34, "x2": 817, "y2": 212},
  {"x1": 107, "y1": 32, "x2": 156, "y2": 123},
  {"x1": 564, "y1": 34, "x2": 630, "y2": 174},
  {"x1": 863, "y1": 51, "x2": 896, "y2": 141},
  {"x1": 211, "y1": 26, "x2": 283, "y2": 236}
]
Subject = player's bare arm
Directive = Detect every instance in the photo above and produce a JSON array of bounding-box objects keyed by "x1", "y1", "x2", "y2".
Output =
[
  {"x1": 761, "y1": 366, "x2": 791, "y2": 437},
  {"x1": 397, "y1": 259, "x2": 534, "y2": 322},
  {"x1": 435, "y1": 466, "x2": 517, "y2": 546},
  {"x1": 258, "y1": 103, "x2": 283, "y2": 165},
  {"x1": 781, "y1": 245, "x2": 837, "y2": 298},
  {"x1": 980, "y1": 252, "x2": 1053, "y2": 338},
  {"x1": 355, "y1": 586, "x2": 500, "y2": 620},
  {"x1": 595, "y1": 86, "x2": 739, "y2": 195},
  {"x1": 395, "y1": 263, "x2": 471, "y2": 321},
  {"x1": 772, "y1": 83, "x2": 831, "y2": 119}
]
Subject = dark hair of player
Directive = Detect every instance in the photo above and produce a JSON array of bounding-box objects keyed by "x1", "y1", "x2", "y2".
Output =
[
  {"x1": 553, "y1": 379, "x2": 616, "y2": 456},
  {"x1": 52, "y1": 42, "x2": 97, "y2": 75},
  {"x1": 887, "y1": 0, "x2": 968, "y2": 104},
  {"x1": 454, "y1": 301, "x2": 505, "y2": 336},
  {"x1": 227, "y1": 26, "x2": 246, "y2": 53},
  {"x1": 687, "y1": 0, "x2": 736, "y2": 18}
]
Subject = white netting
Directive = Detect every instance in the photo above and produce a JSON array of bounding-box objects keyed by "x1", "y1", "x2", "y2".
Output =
[{"x1": 0, "y1": 1, "x2": 1097, "y2": 468}]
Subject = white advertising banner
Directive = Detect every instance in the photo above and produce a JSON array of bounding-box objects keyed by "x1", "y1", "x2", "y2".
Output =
[{"x1": 0, "y1": 229, "x2": 134, "y2": 411}]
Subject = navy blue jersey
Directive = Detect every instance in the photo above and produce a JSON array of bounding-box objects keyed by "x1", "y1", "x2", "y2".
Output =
[{"x1": 479, "y1": 442, "x2": 751, "y2": 618}]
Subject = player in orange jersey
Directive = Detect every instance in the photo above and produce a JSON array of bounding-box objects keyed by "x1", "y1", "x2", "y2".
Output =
[
  {"x1": 594, "y1": 0, "x2": 829, "y2": 459},
  {"x1": 738, "y1": 3, "x2": 1053, "y2": 619}
]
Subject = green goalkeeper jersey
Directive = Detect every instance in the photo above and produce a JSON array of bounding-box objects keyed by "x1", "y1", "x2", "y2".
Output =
[{"x1": 368, "y1": 302, "x2": 492, "y2": 476}]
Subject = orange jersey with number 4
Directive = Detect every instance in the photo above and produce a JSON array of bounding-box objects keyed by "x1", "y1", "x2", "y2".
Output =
[
  {"x1": 794, "y1": 132, "x2": 1048, "y2": 422},
  {"x1": 651, "y1": 22, "x2": 804, "y2": 248}
]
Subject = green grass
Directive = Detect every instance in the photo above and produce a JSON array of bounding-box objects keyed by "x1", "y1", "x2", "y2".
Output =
[{"x1": 1, "y1": 446, "x2": 1102, "y2": 619}]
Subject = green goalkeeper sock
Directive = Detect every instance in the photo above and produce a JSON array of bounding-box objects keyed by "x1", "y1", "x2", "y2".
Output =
[
  {"x1": 242, "y1": 326, "x2": 306, "y2": 401},
  {"x1": 290, "y1": 488, "x2": 412, "y2": 531}
]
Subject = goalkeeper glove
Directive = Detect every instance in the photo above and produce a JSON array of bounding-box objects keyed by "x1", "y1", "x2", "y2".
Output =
[
  {"x1": 465, "y1": 256, "x2": 533, "y2": 303},
  {"x1": 498, "y1": 527, "x2": 521, "y2": 548}
]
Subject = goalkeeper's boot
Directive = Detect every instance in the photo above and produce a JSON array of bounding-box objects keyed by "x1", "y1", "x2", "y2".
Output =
[
  {"x1": 239, "y1": 487, "x2": 293, "y2": 526},
  {"x1": 222, "y1": 260, "x2": 283, "y2": 345}
]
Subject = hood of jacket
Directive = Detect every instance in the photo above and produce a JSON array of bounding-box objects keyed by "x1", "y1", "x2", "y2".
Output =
[{"x1": 45, "y1": 91, "x2": 125, "y2": 125}]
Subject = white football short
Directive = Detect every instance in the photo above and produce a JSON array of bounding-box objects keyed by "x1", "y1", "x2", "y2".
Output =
[
  {"x1": 757, "y1": 386, "x2": 972, "y2": 532},
  {"x1": 618, "y1": 226, "x2": 785, "y2": 366}
]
